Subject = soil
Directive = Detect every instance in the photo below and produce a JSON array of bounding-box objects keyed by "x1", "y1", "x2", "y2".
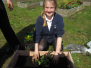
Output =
[{"x1": 14, "y1": 55, "x2": 71, "y2": 68}]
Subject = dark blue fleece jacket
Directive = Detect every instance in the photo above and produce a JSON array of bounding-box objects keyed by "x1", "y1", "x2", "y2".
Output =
[{"x1": 35, "y1": 13, "x2": 65, "y2": 43}]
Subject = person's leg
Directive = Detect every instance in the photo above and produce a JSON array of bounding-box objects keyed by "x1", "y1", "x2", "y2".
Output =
[
  {"x1": 52, "y1": 38, "x2": 63, "y2": 51},
  {"x1": 0, "y1": 7, "x2": 21, "y2": 50},
  {"x1": 38, "y1": 39, "x2": 49, "y2": 51}
]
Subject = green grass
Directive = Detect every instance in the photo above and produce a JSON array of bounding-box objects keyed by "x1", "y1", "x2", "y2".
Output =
[{"x1": 0, "y1": 1, "x2": 91, "y2": 68}]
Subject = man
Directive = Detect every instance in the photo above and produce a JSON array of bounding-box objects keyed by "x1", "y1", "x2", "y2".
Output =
[{"x1": 0, "y1": 0, "x2": 24, "y2": 52}]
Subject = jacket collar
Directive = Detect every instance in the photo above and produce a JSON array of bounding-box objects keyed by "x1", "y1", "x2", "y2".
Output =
[
  {"x1": 44, "y1": 12, "x2": 57, "y2": 22},
  {"x1": 45, "y1": 14, "x2": 54, "y2": 22}
]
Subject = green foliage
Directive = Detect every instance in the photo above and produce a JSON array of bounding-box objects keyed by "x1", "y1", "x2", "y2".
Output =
[
  {"x1": 73, "y1": 3, "x2": 79, "y2": 7},
  {"x1": 49, "y1": 53, "x2": 52, "y2": 58},
  {"x1": 26, "y1": 1, "x2": 31, "y2": 4},
  {"x1": 24, "y1": 32, "x2": 34, "y2": 43},
  {"x1": 57, "y1": 0, "x2": 83, "y2": 9},
  {"x1": 24, "y1": 32, "x2": 34, "y2": 50},
  {"x1": 36, "y1": 53, "x2": 52, "y2": 67},
  {"x1": 66, "y1": 4, "x2": 71, "y2": 9},
  {"x1": 77, "y1": 0, "x2": 82, "y2": 2}
]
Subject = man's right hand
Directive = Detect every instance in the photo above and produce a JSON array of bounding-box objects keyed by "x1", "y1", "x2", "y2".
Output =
[
  {"x1": 7, "y1": 0, "x2": 13, "y2": 11},
  {"x1": 32, "y1": 51, "x2": 40, "y2": 63}
]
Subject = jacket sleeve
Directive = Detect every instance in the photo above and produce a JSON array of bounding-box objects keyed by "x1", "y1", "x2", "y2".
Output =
[
  {"x1": 35, "y1": 16, "x2": 43, "y2": 43},
  {"x1": 56, "y1": 15, "x2": 65, "y2": 38}
]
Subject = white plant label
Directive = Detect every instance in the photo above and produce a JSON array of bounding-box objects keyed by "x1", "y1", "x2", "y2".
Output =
[
  {"x1": 40, "y1": 1, "x2": 43, "y2": 6},
  {"x1": 77, "y1": 6, "x2": 79, "y2": 11}
]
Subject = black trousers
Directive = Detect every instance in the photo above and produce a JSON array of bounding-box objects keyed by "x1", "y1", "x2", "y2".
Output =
[
  {"x1": 0, "y1": 1, "x2": 20, "y2": 49},
  {"x1": 38, "y1": 39, "x2": 63, "y2": 51}
]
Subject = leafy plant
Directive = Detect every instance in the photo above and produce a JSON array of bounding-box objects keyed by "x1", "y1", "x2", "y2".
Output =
[
  {"x1": 57, "y1": 0, "x2": 83, "y2": 9},
  {"x1": 36, "y1": 53, "x2": 52, "y2": 67},
  {"x1": 24, "y1": 32, "x2": 34, "y2": 50},
  {"x1": 66, "y1": 4, "x2": 71, "y2": 9}
]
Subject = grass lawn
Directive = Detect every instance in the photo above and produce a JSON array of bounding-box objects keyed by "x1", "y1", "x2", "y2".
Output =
[{"x1": 0, "y1": 1, "x2": 91, "y2": 68}]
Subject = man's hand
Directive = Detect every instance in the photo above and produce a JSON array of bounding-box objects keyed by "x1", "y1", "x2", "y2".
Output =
[
  {"x1": 52, "y1": 52, "x2": 59, "y2": 65},
  {"x1": 7, "y1": 0, "x2": 13, "y2": 11}
]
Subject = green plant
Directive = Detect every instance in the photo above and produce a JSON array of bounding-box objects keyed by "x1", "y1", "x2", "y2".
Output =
[
  {"x1": 57, "y1": 0, "x2": 83, "y2": 9},
  {"x1": 36, "y1": 53, "x2": 52, "y2": 67},
  {"x1": 24, "y1": 32, "x2": 34, "y2": 50},
  {"x1": 66, "y1": 4, "x2": 71, "y2": 9},
  {"x1": 26, "y1": 1, "x2": 31, "y2": 4}
]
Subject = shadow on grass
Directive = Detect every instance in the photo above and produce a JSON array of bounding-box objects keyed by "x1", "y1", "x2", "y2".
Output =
[{"x1": 0, "y1": 24, "x2": 35, "y2": 68}]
